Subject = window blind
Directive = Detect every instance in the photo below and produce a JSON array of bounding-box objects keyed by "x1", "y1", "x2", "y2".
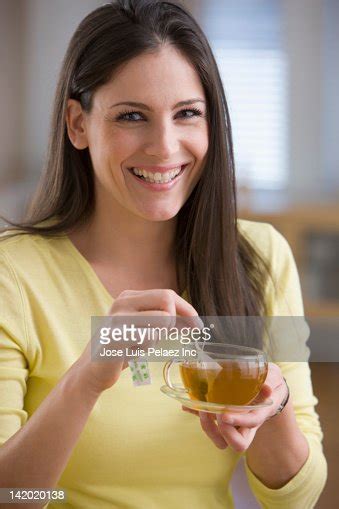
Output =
[{"x1": 200, "y1": 0, "x2": 288, "y2": 189}]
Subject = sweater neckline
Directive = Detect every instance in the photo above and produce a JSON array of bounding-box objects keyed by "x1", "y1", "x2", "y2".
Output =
[{"x1": 61, "y1": 234, "x2": 188, "y2": 305}]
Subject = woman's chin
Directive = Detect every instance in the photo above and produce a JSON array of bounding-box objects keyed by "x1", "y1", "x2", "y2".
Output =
[{"x1": 137, "y1": 206, "x2": 180, "y2": 222}]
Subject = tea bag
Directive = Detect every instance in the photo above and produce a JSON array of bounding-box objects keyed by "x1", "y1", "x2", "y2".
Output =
[
  {"x1": 191, "y1": 342, "x2": 223, "y2": 402},
  {"x1": 195, "y1": 343, "x2": 223, "y2": 387},
  {"x1": 193, "y1": 342, "x2": 223, "y2": 372}
]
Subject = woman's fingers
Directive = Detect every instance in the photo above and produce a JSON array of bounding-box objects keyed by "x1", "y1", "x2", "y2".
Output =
[
  {"x1": 182, "y1": 406, "x2": 259, "y2": 452},
  {"x1": 183, "y1": 406, "x2": 229, "y2": 450},
  {"x1": 182, "y1": 365, "x2": 288, "y2": 452},
  {"x1": 220, "y1": 408, "x2": 268, "y2": 428},
  {"x1": 264, "y1": 363, "x2": 285, "y2": 391},
  {"x1": 215, "y1": 417, "x2": 258, "y2": 453},
  {"x1": 199, "y1": 412, "x2": 228, "y2": 449},
  {"x1": 111, "y1": 289, "x2": 203, "y2": 337},
  {"x1": 182, "y1": 405, "x2": 265, "y2": 430},
  {"x1": 113, "y1": 289, "x2": 199, "y2": 317}
]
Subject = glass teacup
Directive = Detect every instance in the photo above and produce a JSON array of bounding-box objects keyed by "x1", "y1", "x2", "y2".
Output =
[{"x1": 163, "y1": 342, "x2": 268, "y2": 406}]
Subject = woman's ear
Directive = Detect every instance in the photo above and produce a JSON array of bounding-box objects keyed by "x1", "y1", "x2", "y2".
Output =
[{"x1": 66, "y1": 99, "x2": 88, "y2": 149}]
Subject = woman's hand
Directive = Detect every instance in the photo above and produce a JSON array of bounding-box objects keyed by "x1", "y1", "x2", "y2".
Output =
[
  {"x1": 182, "y1": 362, "x2": 288, "y2": 453},
  {"x1": 74, "y1": 289, "x2": 200, "y2": 395}
]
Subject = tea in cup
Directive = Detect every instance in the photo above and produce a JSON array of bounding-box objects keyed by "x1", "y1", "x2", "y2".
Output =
[{"x1": 163, "y1": 342, "x2": 267, "y2": 406}]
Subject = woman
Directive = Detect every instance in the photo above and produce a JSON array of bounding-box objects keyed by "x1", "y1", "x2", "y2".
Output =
[{"x1": 0, "y1": 1, "x2": 327, "y2": 507}]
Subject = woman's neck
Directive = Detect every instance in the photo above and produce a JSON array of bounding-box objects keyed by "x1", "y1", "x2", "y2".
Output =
[{"x1": 76, "y1": 210, "x2": 175, "y2": 264}]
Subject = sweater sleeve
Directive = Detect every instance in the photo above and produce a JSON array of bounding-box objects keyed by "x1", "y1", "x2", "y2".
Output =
[
  {"x1": 243, "y1": 225, "x2": 327, "y2": 509},
  {"x1": 0, "y1": 250, "x2": 29, "y2": 447}
]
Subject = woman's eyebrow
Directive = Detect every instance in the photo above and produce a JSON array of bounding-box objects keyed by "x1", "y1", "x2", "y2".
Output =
[{"x1": 109, "y1": 98, "x2": 206, "y2": 111}]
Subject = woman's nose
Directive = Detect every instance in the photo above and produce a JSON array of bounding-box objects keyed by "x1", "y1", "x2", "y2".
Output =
[{"x1": 143, "y1": 120, "x2": 180, "y2": 160}]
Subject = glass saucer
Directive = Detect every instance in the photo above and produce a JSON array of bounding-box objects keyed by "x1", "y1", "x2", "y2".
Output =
[{"x1": 160, "y1": 385, "x2": 273, "y2": 414}]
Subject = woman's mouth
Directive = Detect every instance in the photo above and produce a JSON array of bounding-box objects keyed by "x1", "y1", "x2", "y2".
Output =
[{"x1": 127, "y1": 164, "x2": 189, "y2": 190}]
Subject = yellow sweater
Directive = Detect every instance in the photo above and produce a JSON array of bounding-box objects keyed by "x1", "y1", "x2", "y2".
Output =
[{"x1": 0, "y1": 220, "x2": 327, "y2": 508}]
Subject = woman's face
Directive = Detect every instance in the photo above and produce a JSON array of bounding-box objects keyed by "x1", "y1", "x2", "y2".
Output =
[{"x1": 67, "y1": 44, "x2": 209, "y2": 222}]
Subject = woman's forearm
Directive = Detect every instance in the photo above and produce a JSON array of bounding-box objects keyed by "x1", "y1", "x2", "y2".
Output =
[
  {"x1": 246, "y1": 399, "x2": 309, "y2": 489},
  {"x1": 0, "y1": 361, "x2": 101, "y2": 506}
]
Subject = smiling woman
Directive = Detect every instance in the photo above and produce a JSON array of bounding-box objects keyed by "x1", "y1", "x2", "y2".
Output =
[
  {"x1": 65, "y1": 45, "x2": 209, "y2": 223},
  {"x1": 0, "y1": 1, "x2": 327, "y2": 508},
  {"x1": 0, "y1": 0, "x2": 268, "y2": 318}
]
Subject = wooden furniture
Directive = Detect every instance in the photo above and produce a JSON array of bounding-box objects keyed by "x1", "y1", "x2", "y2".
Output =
[{"x1": 239, "y1": 203, "x2": 339, "y2": 317}]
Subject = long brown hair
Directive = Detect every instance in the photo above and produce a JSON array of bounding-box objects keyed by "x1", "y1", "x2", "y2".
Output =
[{"x1": 1, "y1": 0, "x2": 270, "y2": 322}]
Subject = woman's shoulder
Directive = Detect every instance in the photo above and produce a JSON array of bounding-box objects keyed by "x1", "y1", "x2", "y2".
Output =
[
  {"x1": 237, "y1": 218, "x2": 294, "y2": 271},
  {"x1": 0, "y1": 229, "x2": 50, "y2": 250},
  {"x1": 238, "y1": 218, "x2": 288, "y2": 249},
  {"x1": 238, "y1": 218, "x2": 279, "y2": 244},
  {"x1": 0, "y1": 229, "x2": 66, "y2": 269}
]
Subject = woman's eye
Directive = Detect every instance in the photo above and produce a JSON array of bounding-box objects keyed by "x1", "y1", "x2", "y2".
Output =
[
  {"x1": 115, "y1": 107, "x2": 203, "y2": 122},
  {"x1": 177, "y1": 108, "x2": 203, "y2": 119},
  {"x1": 116, "y1": 111, "x2": 145, "y2": 122}
]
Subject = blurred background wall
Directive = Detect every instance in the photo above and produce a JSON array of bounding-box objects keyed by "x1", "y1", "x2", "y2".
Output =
[{"x1": 0, "y1": 1, "x2": 338, "y2": 507}]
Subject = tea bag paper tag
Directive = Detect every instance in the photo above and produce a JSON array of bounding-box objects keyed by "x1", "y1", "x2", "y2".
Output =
[
  {"x1": 194, "y1": 342, "x2": 222, "y2": 372},
  {"x1": 128, "y1": 360, "x2": 152, "y2": 386}
]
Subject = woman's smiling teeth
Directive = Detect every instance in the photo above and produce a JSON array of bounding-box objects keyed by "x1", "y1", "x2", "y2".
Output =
[{"x1": 131, "y1": 166, "x2": 182, "y2": 184}]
